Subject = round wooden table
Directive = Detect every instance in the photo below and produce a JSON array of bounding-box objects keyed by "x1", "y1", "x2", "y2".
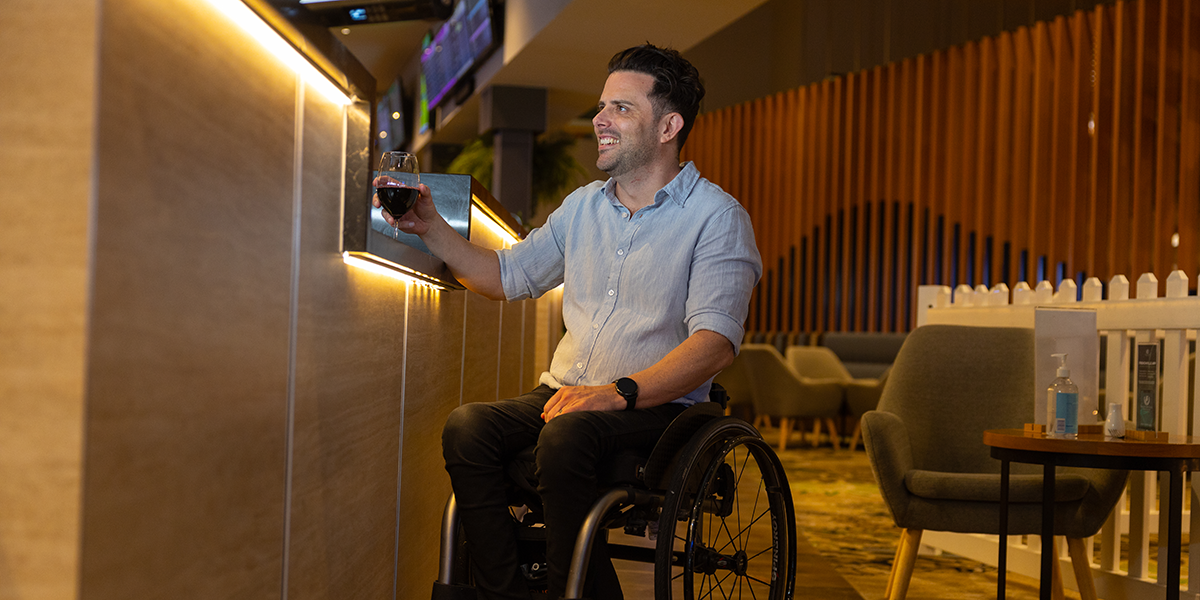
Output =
[{"x1": 984, "y1": 428, "x2": 1200, "y2": 600}]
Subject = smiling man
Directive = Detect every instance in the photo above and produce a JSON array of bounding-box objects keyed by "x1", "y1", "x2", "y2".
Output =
[{"x1": 379, "y1": 44, "x2": 761, "y2": 600}]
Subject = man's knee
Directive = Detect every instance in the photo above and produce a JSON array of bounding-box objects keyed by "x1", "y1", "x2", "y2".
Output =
[
  {"x1": 442, "y1": 403, "x2": 496, "y2": 462},
  {"x1": 535, "y1": 414, "x2": 596, "y2": 479}
]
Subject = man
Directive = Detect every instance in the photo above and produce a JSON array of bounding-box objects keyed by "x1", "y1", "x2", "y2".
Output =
[{"x1": 378, "y1": 44, "x2": 761, "y2": 600}]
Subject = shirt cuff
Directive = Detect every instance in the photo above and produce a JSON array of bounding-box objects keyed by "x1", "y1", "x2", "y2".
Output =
[{"x1": 688, "y1": 312, "x2": 746, "y2": 354}]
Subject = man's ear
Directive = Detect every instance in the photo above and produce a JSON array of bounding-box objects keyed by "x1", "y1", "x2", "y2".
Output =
[{"x1": 659, "y1": 112, "x2": 684, "y2": 144}]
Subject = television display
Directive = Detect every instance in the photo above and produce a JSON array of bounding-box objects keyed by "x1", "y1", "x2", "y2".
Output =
[
  {"x1": 420, "y1": 0, "x2": 497, "y2": 109},
  {"x1": 417, "y1": 67, "x2": 431, "y2": 135},
  {"x1": 297, "y1": 0, "x2": 454, "y2": 25},
  {"x1": 375, "y1": 78, "x2": 407, "y2": 152}
]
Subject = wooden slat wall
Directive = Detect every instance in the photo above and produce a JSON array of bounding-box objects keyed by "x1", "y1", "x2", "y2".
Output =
[{"x1": 682, "y1": 0, "x2": 1200, "y2": 334}]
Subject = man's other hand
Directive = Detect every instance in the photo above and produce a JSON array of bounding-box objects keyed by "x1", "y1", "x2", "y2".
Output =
[{"x1": 541, "y1": 384, "x2": 625, "y2": 422}]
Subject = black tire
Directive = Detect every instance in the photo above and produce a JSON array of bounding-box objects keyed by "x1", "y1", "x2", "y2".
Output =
[{"x1": 654, "y1": 418, "x2": 796, "y2": 600}]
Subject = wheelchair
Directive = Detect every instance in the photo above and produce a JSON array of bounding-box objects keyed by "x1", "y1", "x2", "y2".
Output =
[{"x1": 431, "y1": 385, "x2": 797, "y2": 600}]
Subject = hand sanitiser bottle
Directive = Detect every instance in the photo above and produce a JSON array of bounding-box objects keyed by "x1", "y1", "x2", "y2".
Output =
[{"x1": 1048, "y1": 353, "x2": 1079, "y2": 437}]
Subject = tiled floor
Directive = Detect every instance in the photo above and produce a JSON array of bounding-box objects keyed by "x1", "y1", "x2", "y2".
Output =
[
  {"x1": 613, "y1": 438, "x2": 1076, "y2": 600},
  {"x1": 613, "y1": 530, "x2": 863, "y2": 599}
]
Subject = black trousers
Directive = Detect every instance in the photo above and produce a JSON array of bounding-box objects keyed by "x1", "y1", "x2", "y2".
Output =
[{"x1": 442, "y1": 384, "x2": 686, "y2": 600}]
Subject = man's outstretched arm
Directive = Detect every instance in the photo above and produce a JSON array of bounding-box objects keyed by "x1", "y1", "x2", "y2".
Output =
[{"x1": 375, "y1": 182, "x2": 505, "y2": 300}]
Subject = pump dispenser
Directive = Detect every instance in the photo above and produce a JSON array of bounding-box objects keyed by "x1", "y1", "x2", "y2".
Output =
[{"x1": 1048, "y1": 353, "x2": 1079, "y2": 436}]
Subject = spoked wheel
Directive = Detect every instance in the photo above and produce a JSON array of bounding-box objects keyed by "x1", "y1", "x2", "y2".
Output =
[{"x1": 654, "y1": 419, "x2": 796, "y2": 600}]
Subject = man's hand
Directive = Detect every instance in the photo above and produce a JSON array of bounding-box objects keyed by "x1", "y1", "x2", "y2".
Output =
[
  {"x1": 372, "y1": 179, "x2": 435, "y2": 235},
  {"x1": 541, "y1": 384, "x2": 625, "y2": 422},
  {"x1": 372, "y1": 176, "x2": 505, "y2": 299}
]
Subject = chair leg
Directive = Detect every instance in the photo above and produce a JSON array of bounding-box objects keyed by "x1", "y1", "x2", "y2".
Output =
[
  {"x1": 886, "y1": 528, "x2": 923, "y2": 600},
  {"x1": 1067, "y1": 537, "x2": 1098, "y2": 600},
  {"x1": 755, "y1": 414, "x2": 771, "y2": 430},
  {"x1": 1051, "y1": 536, "x2": 1065, "y2": 600},
  {"x1": 884, "y1": 540, "x2": 903, "y2": 600},
  {"x1": 810, "y1": 419, "x2": 821, "y2": 447},
  {"x1": 778, "y1": 417, "x2": 790, "y2": 451},
  {"x1": 824, "y1": 418, "x2": 840, "y2": 451},
  {"x1": 847, "y1": 419, "x2": 862, "y2": 451}
]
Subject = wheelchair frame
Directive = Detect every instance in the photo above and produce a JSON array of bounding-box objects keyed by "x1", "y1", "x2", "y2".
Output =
[{"x1": 433, "y1": 387, "x2": 797, "y2": 600}]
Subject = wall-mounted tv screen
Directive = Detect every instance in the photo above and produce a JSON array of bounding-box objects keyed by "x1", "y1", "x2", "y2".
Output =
[
  {"x1": 417, "y1": 68, "x2": 431, "y2": 135},
  {"x1": 420, "y1": 0, "x2": 498, "y2": 109},
  {"x1": 375, "y1": 78, "x2": 407, "y2": 152}
]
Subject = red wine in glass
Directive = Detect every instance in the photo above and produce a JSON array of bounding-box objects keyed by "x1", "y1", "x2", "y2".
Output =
[
  {"x1": 377, "y1": 186, "x2": 418, "y2": 219},
  {"x1": 376, "y1": 151, "x2": 419, "y2": 232}
]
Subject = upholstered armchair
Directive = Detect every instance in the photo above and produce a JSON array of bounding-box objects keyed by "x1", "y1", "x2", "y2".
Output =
[
  {"x1": 861, "y1": 325, "x2": 1127, "y2": 600},
  {"x1": 785, "y1": 345, "x2": 887, "y2": 450},
  {"x1": 712, "y1": 346, "x2": 754, "y2": 419},
  {"x1": 739, "y1": 344, "x2": 845, "y2": 450}
]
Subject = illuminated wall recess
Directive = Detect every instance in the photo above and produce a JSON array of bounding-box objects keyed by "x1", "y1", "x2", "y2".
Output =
[
  {"x1": 201, "y1": 0, "x2": 375, "y2": 105},
  {"x1": 342, "y1": 173, "x2": 524, "y2": 291},
  {"x1": 201, "y1": 0, "x2": 524, "y2": 290}
]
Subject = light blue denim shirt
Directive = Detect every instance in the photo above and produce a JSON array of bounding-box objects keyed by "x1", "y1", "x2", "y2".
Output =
[{"x1": 497, "y1": 162, "x2": 762, "y2": 405}]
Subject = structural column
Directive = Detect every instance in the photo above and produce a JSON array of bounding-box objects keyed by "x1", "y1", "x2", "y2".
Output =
[{"x1": 480, "y1": 85, "x2": 546, "y2": 221}]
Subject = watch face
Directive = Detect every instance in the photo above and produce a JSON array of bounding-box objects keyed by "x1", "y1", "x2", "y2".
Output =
[{"x1": 617, "y1": 377, "x2": 637, "y2": 396}]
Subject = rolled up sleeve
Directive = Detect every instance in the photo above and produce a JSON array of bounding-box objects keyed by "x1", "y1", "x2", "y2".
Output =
[
  {"x1": 497, "y1": 212, "x2": 567, "y2": 301},
  {"x1": 684, "y1": 205, "x2": 762, "y2": 354}
]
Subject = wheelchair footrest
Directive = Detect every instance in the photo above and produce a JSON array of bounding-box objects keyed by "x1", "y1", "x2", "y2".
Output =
[{"x1": 430, "y1": 581, "x2": 476, "y2": 600}]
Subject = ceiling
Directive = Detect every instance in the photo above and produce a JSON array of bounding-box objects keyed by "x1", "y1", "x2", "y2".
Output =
[{"x1": 321, "y1": 0, "x2": 770, "y2": 145}]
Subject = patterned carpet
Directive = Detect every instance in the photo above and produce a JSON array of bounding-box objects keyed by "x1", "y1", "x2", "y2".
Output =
[
  {"x1": 613, "y1": 440, "x2": 1062, "y2": 599},
  {"x1": 778, "y1": 443, "x2": 1074, "y2": 600}
]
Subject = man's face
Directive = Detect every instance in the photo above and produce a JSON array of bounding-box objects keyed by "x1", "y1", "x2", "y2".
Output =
[{"x1": 592, "y1": 70, "x2": 662, "y2": 177}]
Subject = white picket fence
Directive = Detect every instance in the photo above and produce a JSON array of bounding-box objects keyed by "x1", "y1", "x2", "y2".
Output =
[{"x1": 915, "y1": 271, "x2": 1200, "y2": 600}]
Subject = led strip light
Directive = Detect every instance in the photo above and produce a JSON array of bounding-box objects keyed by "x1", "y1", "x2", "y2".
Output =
[
  {"x1": 200, "y1": 0, "x2": 525, "y2": 289},
  {"x1": 202, "y1": 0, "x2": 353, "y2": 106}
]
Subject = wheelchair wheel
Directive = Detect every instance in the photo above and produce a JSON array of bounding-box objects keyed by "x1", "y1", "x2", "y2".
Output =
[{"x1": 654, "y1": 418, "x2": 796, "y2": 600}]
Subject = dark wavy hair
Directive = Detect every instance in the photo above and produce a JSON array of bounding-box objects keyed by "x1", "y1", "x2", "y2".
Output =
[{"x1": 607, "y1": 44, "x2": 705, "y2": 152}]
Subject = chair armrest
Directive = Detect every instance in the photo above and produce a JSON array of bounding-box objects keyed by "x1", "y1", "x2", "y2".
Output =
[
  {"x1": 860, "y1": 410, "x2": 915, "y2": 524},
  {"x1": 844, "y1": 379, "x2": 884, "y2": 416}
]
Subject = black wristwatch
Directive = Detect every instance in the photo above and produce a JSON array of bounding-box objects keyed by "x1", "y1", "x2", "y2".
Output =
[{"x1": 614, "y1": 377, "x2": 639, "y2": 411}]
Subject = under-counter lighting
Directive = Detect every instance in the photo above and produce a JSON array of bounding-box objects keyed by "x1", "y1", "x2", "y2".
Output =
[
  {"x1": 343, "y1": 252, "x2": 453, "y2": 291},
  {"x1": 202, "y1": 0, "x2": 353, "y2": 106},
  {"x1": 345, "y1": 204, "x2": 519, "y2": 290},
  {"x1": 471, "y1": 200, "x2": 520, "y2": 245}
]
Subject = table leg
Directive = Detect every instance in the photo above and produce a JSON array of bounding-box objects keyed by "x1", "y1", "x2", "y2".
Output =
[
  {"x1": 999, "y1": 459, "x2": 1009, "y2": 600},
  {"x1": 1041, "y1": 462, "x2": 1055, "y2": 600},
  {"x1": 1166, "y1": 465, "x2": 1183, "y2": 600}
]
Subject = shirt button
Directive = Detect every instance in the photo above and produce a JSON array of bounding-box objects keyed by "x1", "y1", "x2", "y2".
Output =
[
  {"x1": 617, "y1": 249, "x2": 624, "y2": 256},
  {"x1": 608, "y1": 289, "x2": 615, "y2": 296},
  {"x1": 593, "y1": 323, "x2": 599, "y2": 329},
  {"x1": 576, "y1": 362, "x2": 583, "y2": 369}
]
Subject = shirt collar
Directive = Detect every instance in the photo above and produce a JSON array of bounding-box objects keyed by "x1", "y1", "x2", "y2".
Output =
[{"x1": 602, "y1": 161, "x2": 701, "y2": 209}]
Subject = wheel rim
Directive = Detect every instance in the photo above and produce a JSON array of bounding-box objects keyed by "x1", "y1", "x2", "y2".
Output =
[{"x1": 667, "y1": 436, "x2": 794, "y2": 600}]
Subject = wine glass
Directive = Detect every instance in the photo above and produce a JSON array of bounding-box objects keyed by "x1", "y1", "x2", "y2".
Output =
[{"x1": 376, "y1": 151, "x2": 420, "y2": 234}]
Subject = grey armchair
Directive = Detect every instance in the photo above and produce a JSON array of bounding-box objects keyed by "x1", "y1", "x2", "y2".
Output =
[
  {"x1": 786, "y1": 346, "x2": 888, "y2": 450},
  {"x1": 784, "y1": 346, "x2": 853, "y2": 449},
  {"x1": 861, "y1": 325, "x2": 1126, "y2": 600},
  {"x1": 712, "y1": 346, "x2": 754, "y2": 418},
  {"x1": 844, "y1": 368, "x2": 888, "y2": 450},
  {"x1": 740, "y1": 344, "x2": 845, "y2": 450}
]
